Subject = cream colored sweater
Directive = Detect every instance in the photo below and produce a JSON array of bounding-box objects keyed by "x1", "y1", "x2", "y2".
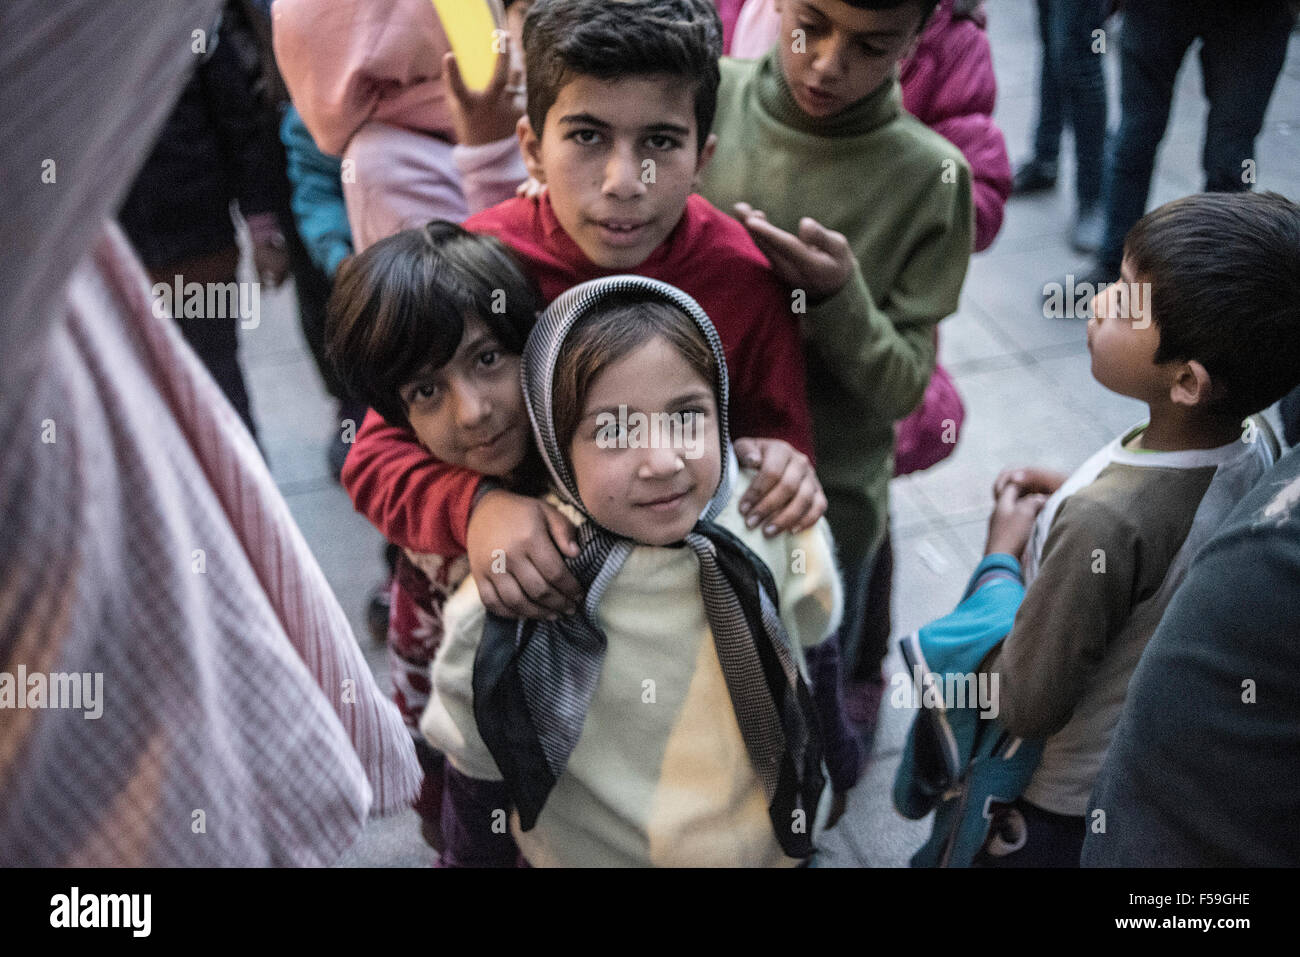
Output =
[{"x1": 421, "y1": 467, "x2": 843, "y2": 867}]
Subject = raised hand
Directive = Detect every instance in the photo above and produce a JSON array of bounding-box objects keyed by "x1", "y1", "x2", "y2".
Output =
[
  {"x1": 733, "y1": 203, "x2": 854, "y2": 303},
  {"x1": 443, "y1": 39, "x2": 525, "y2": 148}
]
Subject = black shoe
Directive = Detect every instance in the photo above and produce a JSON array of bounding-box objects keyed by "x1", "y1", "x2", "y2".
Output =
[{"x1": 1012, "y1": 158, "x2": 1058, "y2": 195}]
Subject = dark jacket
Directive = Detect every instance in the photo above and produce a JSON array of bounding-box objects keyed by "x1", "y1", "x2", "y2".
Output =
[
  {"x1": 118, "y1": 10, "x2": 283, "y2": 268},
  {"x1": 1083, "y1": 444, "x2": 1300, "y2": 867}
]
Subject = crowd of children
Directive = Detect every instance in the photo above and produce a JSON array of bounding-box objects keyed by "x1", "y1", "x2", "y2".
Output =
[{"x1": 271, "y1": 0, "x2": 1299, "y2": 866}]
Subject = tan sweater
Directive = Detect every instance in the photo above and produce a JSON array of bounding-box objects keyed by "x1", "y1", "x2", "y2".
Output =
[{"x1": 994, "y1": 421, "x2": 1275, "y2": 815}]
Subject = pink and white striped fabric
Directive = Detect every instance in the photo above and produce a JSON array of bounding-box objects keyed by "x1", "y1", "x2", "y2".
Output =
[{"x1": 0, "y1": 0, "x2": 419, "y2": 866}]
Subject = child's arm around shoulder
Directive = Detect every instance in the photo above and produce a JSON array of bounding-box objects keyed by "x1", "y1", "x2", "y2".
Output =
[
  {"x1": 342, "y1": 409, "x2": 584, "y2": 621},
  {"x1": 733, "y1": 436, "x2": 827, "y2": 537},
  {"x1": 704, "y1": 200, "x2": 815, "y2": 459},
  {"x1": 341, "y1": 408, "x2": 483, "y2": 554}
]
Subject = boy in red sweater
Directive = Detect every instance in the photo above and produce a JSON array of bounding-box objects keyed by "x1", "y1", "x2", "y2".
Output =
[{"x1": 342, "y1": 0, "x2": 824, "y2": 621}]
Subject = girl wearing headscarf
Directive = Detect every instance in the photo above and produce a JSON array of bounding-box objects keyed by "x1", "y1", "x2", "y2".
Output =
[{"x1": 421, "y1": 276, "x2": 844, "y2": 866}]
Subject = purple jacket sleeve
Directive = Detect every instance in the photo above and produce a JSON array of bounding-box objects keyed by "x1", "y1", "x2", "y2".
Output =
[
  {"x1": 805, "y1": 638, "x2": 863, "y2": 794},
  {"x1": 437, "y1": 765, "x2": 521, "y2": 868}
]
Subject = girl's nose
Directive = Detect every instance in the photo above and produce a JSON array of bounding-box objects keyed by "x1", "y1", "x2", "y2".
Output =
[{"x1": 637, "y1": 443, "x2": 686, "y2": 478}]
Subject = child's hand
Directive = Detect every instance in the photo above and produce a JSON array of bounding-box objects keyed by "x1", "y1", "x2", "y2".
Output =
[
  {"x1": 246, "y1": 212, "x2": 289, "y2": 287},
  {"x1": 467, "y1": 489, "x2": 584, "y2": 620},
  {"x1": 443, "y1": 43, "x2": 525, "y2": 148},
  {"x1": 993, "y1": 466, "x2": 1069, "y2": 499},
  {"x1": 734, "y1": 437, "x2": 827, "y2": 536},
  {"x1": 515, "y1": 176, "x2": 546, "y2": 202},
  {"x1": 732, "y1": 203, "x2": 854, "y2": 304},
  {"x1": 984, "y1": 483, "x2": 1048, "y2": 558},
  {"x1": 253, "y1": 238, "x2": 289, "y2": 287}
]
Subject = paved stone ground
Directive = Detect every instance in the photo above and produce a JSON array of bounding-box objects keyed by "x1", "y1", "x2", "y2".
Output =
[{"x1": 236, "y1": 2, "x2": 1300, "y2": 867}]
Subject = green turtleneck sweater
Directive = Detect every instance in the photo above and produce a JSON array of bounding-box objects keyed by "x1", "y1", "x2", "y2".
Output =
[{"x1": 700, "y1": 51, "x2": 973, "y2": 567}]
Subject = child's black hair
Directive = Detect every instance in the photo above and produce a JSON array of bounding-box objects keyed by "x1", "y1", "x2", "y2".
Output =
[
  {"x1": 841, "y1": 0, "x2": 941, "y2": 31},
  {"x1": 1124, "y1": 190, "x2": 1300, "y2": 418},
  {"x1": 522, "y1": 0, "x2": 723, "y2": 152},
  {"x1": 325, "y1": 220, "x2": 540, "y2": 428}
]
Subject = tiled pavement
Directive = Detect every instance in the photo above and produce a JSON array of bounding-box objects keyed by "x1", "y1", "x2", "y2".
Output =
[{"x1": 236, "y1": 2, "x2": 1300, "y2": 867}]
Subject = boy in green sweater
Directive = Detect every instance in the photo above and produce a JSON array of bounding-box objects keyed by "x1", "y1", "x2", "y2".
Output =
[{"x1": 697, "y1": 0, "x2": 973, "y2": 737}]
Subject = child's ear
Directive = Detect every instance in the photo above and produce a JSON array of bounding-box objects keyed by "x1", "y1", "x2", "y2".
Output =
[
  {"x1": 692, "y1": 133, "x2": 718, "y2": 185},
  {"x1": 1170, "y1": 359, "x2": 1215, "y2": 408},
  {"x1": 518, "y1": 114, "x2": 546, "y2": 184}
]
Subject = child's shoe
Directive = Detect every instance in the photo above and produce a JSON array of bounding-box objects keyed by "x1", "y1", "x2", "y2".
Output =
[
  {"x1": 1012, "y1": 158, "x2": 1058, "y2": 195},
  {"x1": 1070, "y1": 204, "x2": 1106, "y2": 254}
]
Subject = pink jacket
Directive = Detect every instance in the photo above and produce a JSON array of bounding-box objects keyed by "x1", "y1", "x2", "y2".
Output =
[
  {"x1": 272, "y1": 0, "x2": 456, "y2": 157},
  {"x1": 899, "y1": 0, "x2": 1011, "y2": 252},
  {"x1": 731, "y1": 0, "x2": 1011, "y2": 251},
  {"x1": 715, "y1": 0, "x2": 747, "y2": 53}
]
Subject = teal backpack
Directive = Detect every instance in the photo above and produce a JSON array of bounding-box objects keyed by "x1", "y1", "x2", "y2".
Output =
[{"x1": 892, "y1": 554, "x2": 1044, "y2": 868}]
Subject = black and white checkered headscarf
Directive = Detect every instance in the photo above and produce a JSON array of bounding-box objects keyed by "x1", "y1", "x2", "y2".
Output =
[{"x1": 472, "y1": 276, "x2": 823, "y2": 859}]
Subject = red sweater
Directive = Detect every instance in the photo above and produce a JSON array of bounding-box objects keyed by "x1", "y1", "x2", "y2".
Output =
[{"x1": 342, "y1": 193, "x2": 814, "y2": 555}]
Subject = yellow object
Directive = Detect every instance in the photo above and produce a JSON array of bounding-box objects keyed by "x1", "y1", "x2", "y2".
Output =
[{"x1": 432, "y1": 0, "x2": 503, "y2": 93}]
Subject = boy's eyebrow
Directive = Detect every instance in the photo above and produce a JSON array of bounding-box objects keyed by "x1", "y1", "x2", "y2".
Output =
[
  {"x1": 454, "y1": 332, "x2": 499, "y2": 360},
  {"x1": 642, "y1": 122, "x2": 692, "y2": 137},
  {"x1": 399, "y1": 332, "x2": 501, "y2": 392},
  {"x1": 558, "y1": 113, "x2": 691, "y2": 137},
  {"x1": 558, "y1": 112, "x2": 613, "y2": 129}
]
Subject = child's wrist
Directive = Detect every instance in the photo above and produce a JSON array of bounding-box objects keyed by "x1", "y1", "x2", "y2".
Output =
[
  {"x1": 470, "y1": 478, "x2": 505, "y2": 516},
  {"x1": 983, "y1": 540, "x2": 1021, "y2": 557},
  {"x1": 968, "y1": 553, "x2": 1023, "y2": 596}
]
